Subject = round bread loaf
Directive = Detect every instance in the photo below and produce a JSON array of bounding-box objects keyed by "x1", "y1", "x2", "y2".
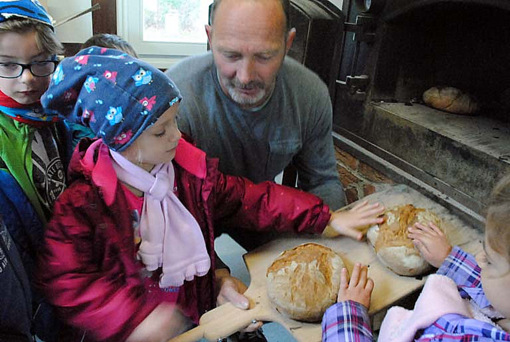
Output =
[
  {"x1": 423, "y1": 86, "x2": 478, "y2": 114},
  {"x1": 266, "y1": 243, "x2": 344, "y2": 322},
  {"x1": 367, "y1": 204, "x2": 442, "y2": 276}
]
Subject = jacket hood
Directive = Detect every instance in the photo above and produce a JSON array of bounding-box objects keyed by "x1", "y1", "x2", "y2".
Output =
[{"x1": 68, "y1": 138, "x2": 120, "y2": 206}]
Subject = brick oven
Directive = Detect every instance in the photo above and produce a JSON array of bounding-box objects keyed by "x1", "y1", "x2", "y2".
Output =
[{"x1": 329, "y1": 0, "x2": 510, "y2": 229}]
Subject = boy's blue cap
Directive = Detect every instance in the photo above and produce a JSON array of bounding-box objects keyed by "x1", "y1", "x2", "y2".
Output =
[
  {"x1": 0, "y1": 0, "x2": 54, "y2": 29},
  {"x1": 41, "y1": 46, "x2": 182, "y2": 152}
]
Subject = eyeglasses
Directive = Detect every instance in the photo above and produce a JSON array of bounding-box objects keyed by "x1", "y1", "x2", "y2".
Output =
[{"x1": 0, "y1": 61, "x2": 59, "y2": 79}]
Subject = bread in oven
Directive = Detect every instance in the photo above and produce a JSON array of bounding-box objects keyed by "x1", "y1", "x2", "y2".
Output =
[
  {"x1": 423, "y1": 86, "x2": 478, "y2": 114},
  {"x1": 367, "y1": 204, "x2": 442, "y2": 276},
  {"x1": 266, "y1": 243, "x2": 344, "y2": 322}
]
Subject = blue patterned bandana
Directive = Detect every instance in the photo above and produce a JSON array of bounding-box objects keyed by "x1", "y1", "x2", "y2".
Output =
[
  {"x1": 41, "y1": 47, "x2": 182, "y2": 151},
  {"x1": 0, "y1": 0, "x2": 54, "y2": 29}
]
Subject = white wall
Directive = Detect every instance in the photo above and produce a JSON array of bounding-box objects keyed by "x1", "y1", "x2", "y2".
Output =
[{"x1": 46, "y1": 0, "x2": 93, "y2": 43}]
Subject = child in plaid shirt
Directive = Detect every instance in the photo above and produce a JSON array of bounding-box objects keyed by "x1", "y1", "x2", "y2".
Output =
[{"x1": 322, "y1": 175, "x2": 510, "y2": 342}]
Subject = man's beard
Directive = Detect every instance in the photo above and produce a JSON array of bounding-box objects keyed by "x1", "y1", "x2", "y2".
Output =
[{"x1": 225, "y1": 78, "x2": 268, "y2": 107}]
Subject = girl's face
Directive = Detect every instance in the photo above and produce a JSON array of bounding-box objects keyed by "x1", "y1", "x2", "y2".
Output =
[
  {"x1": 476, "y1": 235, "x2": 510, "y2": 318},
  {"x1": 121, "y1": 104, "x2": 181, "y2": 171},
  {"x1": 0, "y1": 31, "x2": 52, "y2": 105}
]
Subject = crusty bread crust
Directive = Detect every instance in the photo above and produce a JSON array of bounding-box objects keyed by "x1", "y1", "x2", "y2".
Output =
[
  {"x1": 266, "y1": 243, "x2": 344, "y2": 322},
  {"x1": 368, "y1": 204, "x2": 442, "y2": 276}
]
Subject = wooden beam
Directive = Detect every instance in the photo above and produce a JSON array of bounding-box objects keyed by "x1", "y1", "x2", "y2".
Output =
[{"x1": 92, "y1": 0, "x2": 116, "y2": 34}]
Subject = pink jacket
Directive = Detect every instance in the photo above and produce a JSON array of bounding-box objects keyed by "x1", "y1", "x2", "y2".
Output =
[{"x1": 38, "y1": 138, "x2": 330, "y2": 341}]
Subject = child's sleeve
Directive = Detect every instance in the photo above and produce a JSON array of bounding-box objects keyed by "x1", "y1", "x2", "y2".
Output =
[
  {"x1": 211, "y1": 173, "x2": 331, "y2": 235},
  {"x1": 436, "y1": 246, "x2": 491, "y2": 308},
  {"x1": 321, "y1": 301, "x2": 374, "y2": 342}
]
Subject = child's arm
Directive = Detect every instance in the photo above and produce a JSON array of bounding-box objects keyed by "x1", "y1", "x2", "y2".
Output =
[
  {"x1": 408, "y1": 223, "x2": 491, "y2": 307},
  {"x1": 212, "y1": 175, "x2": 383, "y2": 239},
  {"x1": 436, "y1": 246, "x2": 491, "y2": 308},
  {"x1": 322, "y1": 263, "x2": 374, "y2": 342}
]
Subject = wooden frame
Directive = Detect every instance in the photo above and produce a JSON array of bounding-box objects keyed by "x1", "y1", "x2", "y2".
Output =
[
  {"x1": 62, "y1": 0, "x2": 117, "y2": 56},
  {"x1": 92, "y1": 0, "x2": 116, "y2": 35}
]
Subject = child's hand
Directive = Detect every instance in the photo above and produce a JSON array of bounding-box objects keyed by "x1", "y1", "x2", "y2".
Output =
[
  {"x1": 325, "y1": 201, "x2": 385, "y2": 240},
  {"x1": 337, "y1": 263, "x2": 373, "y2": 309},
  {"x1": 408, "y1": 222, "x2": 452, "y2": 268},
  {"x1": 215, "y1": 269, "x2": 263, "y2": 333}
]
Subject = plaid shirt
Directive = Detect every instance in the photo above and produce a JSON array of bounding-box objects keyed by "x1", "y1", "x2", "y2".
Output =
[{"x1": 322, "y1": 247, "x2": 510, "y2": 341}]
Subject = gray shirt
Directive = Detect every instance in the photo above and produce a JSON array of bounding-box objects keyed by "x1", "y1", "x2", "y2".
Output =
[{"x1": 166, "y1": 52, "x2": 345, "y2": 210}]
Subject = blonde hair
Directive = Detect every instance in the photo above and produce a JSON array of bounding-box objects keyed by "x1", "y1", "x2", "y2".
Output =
[
  {"x1": 486, "y1": 174, "x2": 510, "y2": 263},
  {"x1": 0, "y1": 19, "x2": 63, "y2": 56}
]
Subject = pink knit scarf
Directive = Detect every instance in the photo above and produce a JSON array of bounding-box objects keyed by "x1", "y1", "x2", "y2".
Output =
[{"x1": 110, "y1": 151, "x2": 211, "y2": 287}]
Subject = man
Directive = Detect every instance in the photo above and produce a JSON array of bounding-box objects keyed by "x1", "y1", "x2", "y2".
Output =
[{"x1": 166, "y1": 0, "x2": 346, "y2": 251}]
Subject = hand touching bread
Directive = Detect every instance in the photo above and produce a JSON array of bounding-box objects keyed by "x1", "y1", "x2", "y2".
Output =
[
  {"x1": 324, "y1": 201, "x2": 385, "y2": 240},
  {"x1": 408, "y1": 222, "x2": 452, "y2": 268}
]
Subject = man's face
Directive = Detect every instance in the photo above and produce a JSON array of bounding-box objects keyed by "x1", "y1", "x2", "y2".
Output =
[{"x1": 207, "y1": 0, "x2": 295, "y2": 110}]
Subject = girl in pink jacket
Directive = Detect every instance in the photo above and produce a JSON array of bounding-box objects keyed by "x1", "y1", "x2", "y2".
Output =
[{"x1": 38, "y1": 47, "x2": 384, "y2": 342}]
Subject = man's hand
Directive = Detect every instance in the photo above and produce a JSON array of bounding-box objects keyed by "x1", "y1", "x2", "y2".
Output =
[
  {"x1": 337, "y1": 263, "x2": 373, "y2": 309},
  {"x1": 408, "y1": 222, "x2": 452, "y2": 268},
  {"x1": 325, "y1": 201, "x2": 384, "y2": 240},
  {"x1": 215, "y1": 269, "x2": 262, "y2": 332}
]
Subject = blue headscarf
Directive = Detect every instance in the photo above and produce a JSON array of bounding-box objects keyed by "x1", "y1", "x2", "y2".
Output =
[
  {"x1": 0, "y1": 0, "x2": 53, "y2": 29},
  {"x1": 41, "y1": 46, "x2": 182, "y2": 152}
]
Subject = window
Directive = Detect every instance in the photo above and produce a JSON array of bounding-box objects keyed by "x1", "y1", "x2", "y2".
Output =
[{"x1": 117, "y1": 0, "x2": 211, "y2": 68}]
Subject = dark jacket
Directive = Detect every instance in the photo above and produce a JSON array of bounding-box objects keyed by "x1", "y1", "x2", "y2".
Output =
[
  {"x1": 38, "y1": 138, "x2": 330, "y2": 342},
  {"x1": 0, "y1": 114, "x2": 82, "y2": 342},
  {"x1": 0, "y1": 214, "x2": 33, "y2": 342},
  {"x1": 0, "y1": 170, "x2": 62, "y2": 342}
]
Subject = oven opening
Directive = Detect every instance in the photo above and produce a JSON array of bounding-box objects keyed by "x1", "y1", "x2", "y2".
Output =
[{"x1": 333, "y1": 1, "x2": 510, "y2": 228}]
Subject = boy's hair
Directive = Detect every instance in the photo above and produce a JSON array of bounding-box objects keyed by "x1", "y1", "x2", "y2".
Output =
[
  {"x1": 486, "y1": 174, "x2": 510, "y2": 262},
  {"x1": 81, "y1": 33, "x2": 138, "y2": 58},
  {"x1": 0, "y1": 19, "x2": 63, "y2": 56}
]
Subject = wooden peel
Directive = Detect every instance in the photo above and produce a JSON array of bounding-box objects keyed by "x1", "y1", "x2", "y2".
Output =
[
  {"x1": 170, "y1": 185, "x2": 483, "y2": 342},
  {"x1": 170, "y1": 235, "x2": 429, "y2": 342}
]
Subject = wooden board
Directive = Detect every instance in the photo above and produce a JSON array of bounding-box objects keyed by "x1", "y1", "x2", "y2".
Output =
[{"x1": 170, "y1": 185, "x2": 483, "y2": 342}]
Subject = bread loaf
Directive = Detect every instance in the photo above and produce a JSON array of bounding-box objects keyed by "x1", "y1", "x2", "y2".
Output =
[
  {"x1": 367, "y1": 204, "x2": 442, "y2": 276},
  {"x1": 423, "y1": 86, "x2": 478, "y2": 114},
  {"x1": 266, "y1": 243, "x2": 344, "y2": 322}
]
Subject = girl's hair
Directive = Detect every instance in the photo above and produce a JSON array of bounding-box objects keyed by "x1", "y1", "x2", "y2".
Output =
[
  {"x1": 486, "y1": 174, "x2": 510, "y2": 262},
  {"x1": 0, "y1": 19, "x2": 63, "y2": 56},
  {"x1": 81, "y1": 33, "x2": 138, "y2": 58}
]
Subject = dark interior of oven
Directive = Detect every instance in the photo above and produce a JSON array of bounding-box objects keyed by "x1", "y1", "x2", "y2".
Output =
[
  {"x1": 332, "y1": 0, "x2": 510, "y2": 229},
  {"x1": 372, "y1": 2, "x2": 510, "y2": 123}
]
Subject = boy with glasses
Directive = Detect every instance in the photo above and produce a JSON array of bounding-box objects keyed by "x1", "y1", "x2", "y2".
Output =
[{"x1": 0, "y1": 1, "x2": 69, "y2": 341}]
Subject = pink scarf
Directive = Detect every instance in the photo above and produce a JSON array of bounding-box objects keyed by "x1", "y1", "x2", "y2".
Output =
[
  {"x1": 110, "y1": 151, "x2": 211, "y2": 287},
  {"x1": 378, "y1": 274, "x2": 472, "y2": 342}
]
